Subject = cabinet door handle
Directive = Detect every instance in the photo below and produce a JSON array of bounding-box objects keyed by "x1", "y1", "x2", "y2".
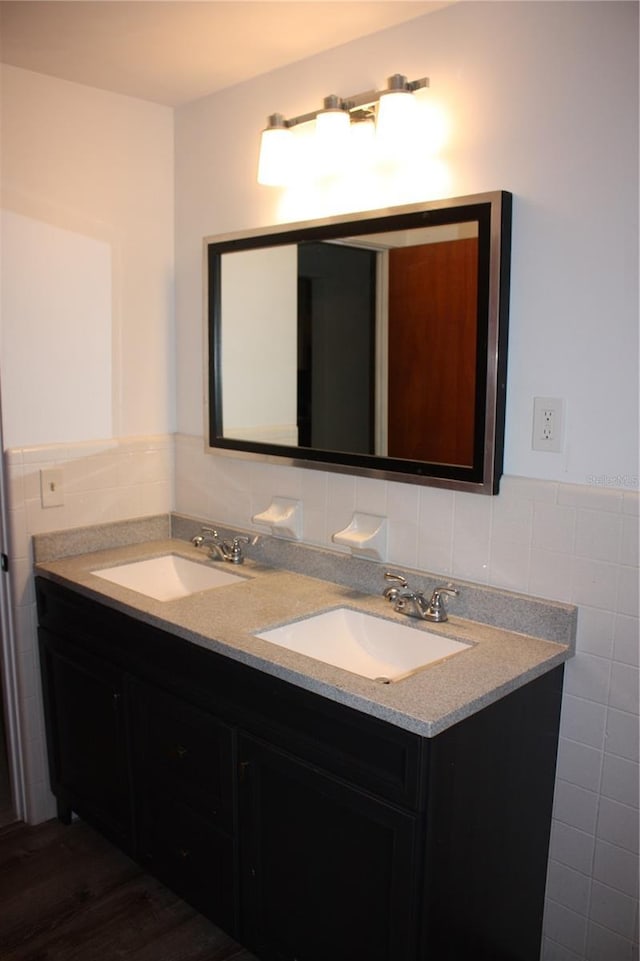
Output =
[
  {"x1": 175, "y1": 744, "x2": 188, "y2": 760},
  {"x1": 178, "y1": 847, "x2": 190, "y2": 860},
  {"x1": 239, "y1": 759, "x2": 251, "y2": 783}
]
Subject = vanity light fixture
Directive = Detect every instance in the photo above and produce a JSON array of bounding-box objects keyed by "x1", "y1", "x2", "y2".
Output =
[{"x1": 257, "y1": 73, "x2": 429, "y2": 186}]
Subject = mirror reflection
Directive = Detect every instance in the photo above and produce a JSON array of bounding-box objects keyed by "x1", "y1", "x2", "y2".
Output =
[
  {"x1": 207, "y1": 192, "x2": 511, "y2": 494},
  {"x1": 221, "y1": 220, "x2": 479, "y2": 466}
]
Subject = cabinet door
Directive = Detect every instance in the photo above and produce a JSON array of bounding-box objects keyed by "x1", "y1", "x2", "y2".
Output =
[
  {"x1": 238, "y1": 735, "x2": 419, "y2": 961},
  {"x1": 38, "y1": 628, "x2": 132, "y2": 850},
  {"x1": 131, "y1": 680, "x2": 237, "y2": 933}
]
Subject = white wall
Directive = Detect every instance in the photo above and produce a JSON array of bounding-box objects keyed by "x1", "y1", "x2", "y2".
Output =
[
  {"x1": 0, "y1": 65, "x2": 175, "y2": 445},
  {"x1": 175, "y1": 0, "x2": 638, "y2": 491},
  {"x1": 1, "y1": 211, "x2": 112, "y2": 448}
]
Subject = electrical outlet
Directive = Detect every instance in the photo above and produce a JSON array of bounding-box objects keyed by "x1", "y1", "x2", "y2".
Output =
[
  {"x1": 40, "y1": 468, "x2": 65, "y2": 508},
  {"x1": 532, "y1": 397, "x2": 563, "y2": 452}
]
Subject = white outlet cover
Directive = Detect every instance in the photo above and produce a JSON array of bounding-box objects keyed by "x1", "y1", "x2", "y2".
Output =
[{"x1": 532, "y1": 397, "x2": 563, "y2": 452}]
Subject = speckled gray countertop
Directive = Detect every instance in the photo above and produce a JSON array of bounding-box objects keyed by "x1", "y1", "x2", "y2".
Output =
[{"x1": 33, "y1": 518, "x2": 576, "y2": 738}]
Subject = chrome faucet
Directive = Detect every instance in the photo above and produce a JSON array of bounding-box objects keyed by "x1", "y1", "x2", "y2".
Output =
[
  {"x1": 383, "y1": 571, "x2": 459, "y2": 623},
  {"x1": 192, "y1": 527, "x2": 251, "y2": 564}
]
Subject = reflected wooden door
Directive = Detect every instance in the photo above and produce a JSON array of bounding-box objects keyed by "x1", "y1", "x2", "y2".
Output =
[{"x1": 387, "y1": 238, "x2": 478, "y2": 465}]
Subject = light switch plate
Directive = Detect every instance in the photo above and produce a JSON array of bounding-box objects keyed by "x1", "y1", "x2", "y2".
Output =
[{"x1": 40, "y1": 468, "x2": 64, "y2": 508}]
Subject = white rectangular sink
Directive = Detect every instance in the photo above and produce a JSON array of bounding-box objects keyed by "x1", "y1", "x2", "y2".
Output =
[
  {"x1": 92, "y1": 554, "x2": 245, "y2": 602},
  {"x1": 255, "y1": 607, "x2": 471, "y2": 682}
]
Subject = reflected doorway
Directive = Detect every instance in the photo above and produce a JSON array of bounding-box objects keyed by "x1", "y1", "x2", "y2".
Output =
[{"x1": 297, "y1": 242, "x2": 376, "y2": 454}]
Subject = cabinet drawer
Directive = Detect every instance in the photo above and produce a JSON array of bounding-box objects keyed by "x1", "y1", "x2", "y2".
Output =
[
  {"x1": 232, "y1": 668, "x2": 424, "y2": 809},
  {"x1": 137, "y1": 794, "x2": 235, "y2": 933},
  {"x1": 131, "y1": 680, "x2": 234, "y2": 830}
]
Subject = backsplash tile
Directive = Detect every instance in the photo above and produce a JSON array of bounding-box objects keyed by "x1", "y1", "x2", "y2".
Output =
[
  {"x1": 560, "y1": 695, "x2": 607, "y2": 750},
  {"x1": 590, "y1": 880, "x2": 639, "y2": 941},
  {"x1": 621, "y1": 516, "x2": 640, "y2": 566},
  {"x1": 564, "y1": 652, "x2": 612, "y2": 704},
  {"x1": 553, "y1": 780, "x2": 599, "y2": 836},
  {"x1": 529, "y1": 547, "x2": 575, "y2": 604},
  {"x1": 586, "y1": 921, "x2": 638, "y2": 961},
  {"x1": 417, "y1": 486, "x2": 454, "y2": 574},
  {"x1": 593, "y1": 840, "x2": 640, "y2": 899},
  {"x1": 575, "y1": 509, "x2": 623, "y2": 564},
  {"x1": 596, "y1": 798, "x2": 640, "y2": 855},
  {"x1": 543, "y1": 898, "x2": 588, "y2": 956},
  {"x1": 451, "y1": 492, "x2": 492, "y2": 583},
  {"x1": 571, "y1": 557, "x2": 620, "y2": 611},
  {"x1": 577, "y1": 606, "x2": 615, "y2": 659},
  {"x1": 609, "y1": 662, "x2": 640, "y2": 715},
  {"x1": 601, "y1": 754, "x2": 640, "y2": 810},
  {"x1": 606, "y1": 708, "x2": 640, "y2": 763},
  {"x1": 550, "y1": 820, "x2": 597, "y2": 876},
  {"x1": 547, "y1": 860, "x2": 592, "y2": 916},
  {"x1": 556, "y1": 738, "x2": 604, "y2": 793},
  {"x1": 533, "y1": 501, "x2": 577, "y2": 554}
]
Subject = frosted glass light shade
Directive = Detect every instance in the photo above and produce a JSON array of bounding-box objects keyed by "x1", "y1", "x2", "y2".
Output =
[
  {"x1": 315, "y1": 107, "x2": 351, "y2": 174},
  {"x1": 376, "y1": 89, "x2": 419, "y2": 158},
  {"x1": 350, "y1": 118, "x2": 376, "y2": 156},
  {"x1": 257, "y1": 123, "x2": 293, "y2": 186}
]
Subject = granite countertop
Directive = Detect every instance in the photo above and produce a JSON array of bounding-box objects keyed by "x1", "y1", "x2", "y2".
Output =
[{"x1": 34, "y1": 530, "x2": 575, "y2": 737}]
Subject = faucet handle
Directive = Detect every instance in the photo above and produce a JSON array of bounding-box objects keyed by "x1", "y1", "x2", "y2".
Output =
[
  {"x1": 431, "y1": 584, "x2": 458, "y2": 600},
  {"x1": 230, "y1": 536, "x2": 249, "y2": 553},
  {"x1": 383, "y1": 570, "x2": 409, "y2": 602},
  {"x1": 227, "y1": 535, "x2": 250, "y2": 564},
  {"x1": 384, "y1": 571, "x2": 409, "y2": 587},
  {"x1": 427, "y1": 584, "x2": 459, "y2": 621}
]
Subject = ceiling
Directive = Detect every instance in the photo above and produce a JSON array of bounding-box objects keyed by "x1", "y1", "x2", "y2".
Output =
[{"x1": 0, "y1": 1, "x2": 451, "y2": 107}]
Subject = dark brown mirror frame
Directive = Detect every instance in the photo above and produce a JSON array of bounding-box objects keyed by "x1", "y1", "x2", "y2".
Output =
[{"x1": 205, "y1": 191, "x2": 512, "y2": 494}]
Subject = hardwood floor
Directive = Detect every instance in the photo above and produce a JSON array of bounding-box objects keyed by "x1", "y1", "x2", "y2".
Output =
[{"x1": 0, "y1": 818, "x2": 258, "y2": 961}]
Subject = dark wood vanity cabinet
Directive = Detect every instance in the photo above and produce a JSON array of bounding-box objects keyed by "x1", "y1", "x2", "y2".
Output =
[{"x1": 36, "y1": 576, "x2": 563, "y2": 961}]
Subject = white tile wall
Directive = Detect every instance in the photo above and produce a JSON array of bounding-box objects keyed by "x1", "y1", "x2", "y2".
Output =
[
  {"x1": 4, "y1": 434, "x2": 173, "y2": 824},
  {"x1": 4, "y1": 431, "x2": 638, "y2": 960}
]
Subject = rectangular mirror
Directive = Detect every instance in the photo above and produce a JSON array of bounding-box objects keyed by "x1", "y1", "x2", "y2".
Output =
[{"x1": 205, "y1": 191, "x2": 512, "y2": 494}]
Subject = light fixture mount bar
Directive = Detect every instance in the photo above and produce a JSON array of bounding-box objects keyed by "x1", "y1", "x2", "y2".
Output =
[{"x1": 279, "y1": 75, "x2": 429, "y2": 129}]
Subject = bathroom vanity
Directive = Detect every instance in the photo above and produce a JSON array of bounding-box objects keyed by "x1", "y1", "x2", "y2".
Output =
[{"x1": 34, "y1": 529, "x2": 574, "y2": 961}]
